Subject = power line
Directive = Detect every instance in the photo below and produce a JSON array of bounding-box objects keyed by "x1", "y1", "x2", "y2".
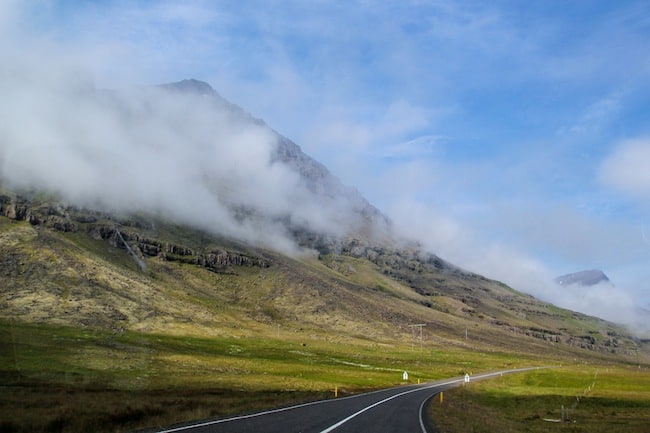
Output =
[{"x1": 408, "y1": 324, "x2": 426, "y2": 351}]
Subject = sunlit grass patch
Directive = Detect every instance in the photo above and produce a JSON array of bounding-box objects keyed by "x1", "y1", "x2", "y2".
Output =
[
  {"x1": 428, "y1": 365, "x2": 650, "y2": 433},
  {"x1": 1, "y1": 320, "x2": 545, "y2": 432}
]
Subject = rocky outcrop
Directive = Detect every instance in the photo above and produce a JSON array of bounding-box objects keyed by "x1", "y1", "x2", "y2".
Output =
[
  {"x1": 1, "y1": 193, "x2": 270, "y2": 272},
  {"x1": 87, "y1": 224, "x2": 270, "y2": 271},
  {"x1": 0, "y1": 195, "x2": 78, "y2": 232}
]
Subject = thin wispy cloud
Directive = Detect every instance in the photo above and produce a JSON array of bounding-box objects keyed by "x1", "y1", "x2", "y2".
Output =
[{"x1": 601, "y1": 139, "x2": 650, "y2": 200}]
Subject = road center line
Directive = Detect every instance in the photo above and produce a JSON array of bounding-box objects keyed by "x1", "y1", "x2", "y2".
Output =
[
  {"x1": 156, "y1": 383, "x2": 392, "y2": 432},
  {"x1": 158, "y1": 368, "x2": 539, "y2": 433},
  {"x1": 318, "y1": 380, "x2": 462, "y2": 433}
]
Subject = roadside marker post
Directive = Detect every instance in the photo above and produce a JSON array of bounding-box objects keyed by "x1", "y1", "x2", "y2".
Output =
[{"x1": 439, "y1": 392, "x2": 443, "y2": 404}]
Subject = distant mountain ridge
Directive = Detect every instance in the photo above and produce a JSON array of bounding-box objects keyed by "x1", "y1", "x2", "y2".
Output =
[{"x1": 555, "y1": 269, "x2": 612, "y2": 287}]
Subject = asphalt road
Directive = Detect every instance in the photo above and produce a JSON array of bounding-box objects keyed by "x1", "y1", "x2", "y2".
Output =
[{"x1": 157, "y1": 368, "x2": 536, "y2": 433}]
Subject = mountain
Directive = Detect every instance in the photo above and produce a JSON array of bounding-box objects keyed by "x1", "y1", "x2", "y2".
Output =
[
  {"x1": 0, "y1": 79, "x2": 643, "y2": 350},
  {"x1": 1, "y1": 77, "x2": 391, "y2": 259},
  {"x1": 3, "y1": 79, "x2": 649, "y2": 431},
  {"x1": 1, "y1": 188, "x2": 644, "y2": 353},
  {"x1": 3, "y1": 77, "x2": 647, "y2": 351},
  {"x1": 555, "y1": 269, "x2": 612, "y2": 287},
  {"x1": 157, "y1": 79, "x2": 391, "y2": 247}
]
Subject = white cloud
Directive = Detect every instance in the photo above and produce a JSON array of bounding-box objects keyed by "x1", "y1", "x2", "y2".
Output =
[
  {"x1": 388, "y1": 196, "x2": 650, "y2": 334},
  {"x1": 561, "y1": 92, "x2": 623, "y2": 135},
  {"x1": 305, "y1": 100, "x2": 432, "y2": 152},
  {"x1": 545, "y1": 282, "x2": 650, "y2": 336},
  {"x1": 378, "y1": 135, "x2": 445, "y2": 159},
  {"x1": 601, "y1": 138, "x2": 650, "y2": 200},
  {"x1": 0, "y1": 10, "x2": 376, "y2": 254},
  {"x1": 387, "y1": 196, "x2": 552, "y2": 288}
]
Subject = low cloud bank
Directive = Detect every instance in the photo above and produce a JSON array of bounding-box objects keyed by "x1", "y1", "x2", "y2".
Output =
[
  {"x1": 389, "y1": 198, "x2": 650, "y2": 335},
  {"x1": 0, "y1": 2, "x2": 384, "y2": 252},
  {"x1": 544, "y1": 281, "x2": 650, "y2": 336},
  {"x1": 0, "y1": 65, "x2": 368, "y2": 253}
]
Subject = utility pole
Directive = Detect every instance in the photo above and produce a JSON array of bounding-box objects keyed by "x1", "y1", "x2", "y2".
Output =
[{"x1": 408, "y1": 324, "x2": 426, "y2": 351}]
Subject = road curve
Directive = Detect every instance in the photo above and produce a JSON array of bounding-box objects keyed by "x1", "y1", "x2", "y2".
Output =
[{"x1": 156, "y1": 368, "x2": 538, "y2": 433}]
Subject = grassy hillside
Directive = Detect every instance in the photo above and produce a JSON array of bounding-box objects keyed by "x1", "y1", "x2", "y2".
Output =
[{"x1": 1, "y1": 189, "x2": 648, "y2": 431}]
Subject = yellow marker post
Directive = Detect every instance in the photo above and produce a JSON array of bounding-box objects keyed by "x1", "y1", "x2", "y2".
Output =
[
  {"x1": 440, "y1": 392, "x2": 444, "y2": 404},
  {"x1": 334, "y1": 386, "x2": 338, "y2": 398}
]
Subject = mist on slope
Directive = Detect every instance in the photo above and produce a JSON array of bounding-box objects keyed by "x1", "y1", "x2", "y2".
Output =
[
  {"x1": 389, "y1": 199, "x2": 650, "y2": 336},
  {"x1": 1, "y1": 55, "x2": 646, "y2": 333},
  {"x1": 0, "y1": 68, "x2": 369, "y2": 254},
  {"x1": 1, "y1": 2, "x2": 647, "y2": 336}
]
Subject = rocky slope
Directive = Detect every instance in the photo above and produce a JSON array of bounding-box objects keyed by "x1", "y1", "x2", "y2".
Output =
[{"x1": 1, "y1": 188, "x2": 646, "y2": 359}]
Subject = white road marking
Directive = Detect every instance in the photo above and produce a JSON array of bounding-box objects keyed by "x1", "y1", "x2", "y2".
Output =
[
  {"x1": 158, "y1": 368, "x2": 539, "y2": 433},
  {"x1": 318, "y1": 380, "x2": 462, "y2": 433},
  {"x1": 417, "y1": 369, "x2": 541, "y2": 433},
  {"x1": 156, "y1": 385, "x2": 396, "y2": 432},
  {"x1": 157, "y1": 398, "x2": 332, "y2": 433},
  {"x1": 418, "y1": 391, "x2": 435, "y2": 433}
]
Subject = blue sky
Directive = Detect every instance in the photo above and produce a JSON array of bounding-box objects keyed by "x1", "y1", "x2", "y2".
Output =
[{"x1": 5, "y1": 1, "x2": 650, "y2": 326}]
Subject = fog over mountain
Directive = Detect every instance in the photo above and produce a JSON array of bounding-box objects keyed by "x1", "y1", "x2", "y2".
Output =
[
  {"x1": 1, "y1": 66, "x2": 648, "y2": 334},
  {"x1": 551, "y1": 270, "x2": 649, "y2": 335},
  {"x1": 1, "y1": 1, "x2": 648, "y2": 336},
  {"x1": 0, "y1": 74, "x2": 388, "y2": 254}
]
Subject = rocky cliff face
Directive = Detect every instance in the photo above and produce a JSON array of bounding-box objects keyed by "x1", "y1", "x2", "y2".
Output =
[{"x1": 0, "y1": 192, "x2": 270, "y2": 274}]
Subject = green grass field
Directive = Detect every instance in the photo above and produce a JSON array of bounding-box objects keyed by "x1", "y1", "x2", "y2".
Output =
[
  {"x1": 1, "y1": 323, "x2": 648, "y2": 432},
  {"x1": 428, "y1": 365, "x2": 650, "y2": 432},
  {"x1": 0, "y1": 320, "x2": 544, "y2": 432}
]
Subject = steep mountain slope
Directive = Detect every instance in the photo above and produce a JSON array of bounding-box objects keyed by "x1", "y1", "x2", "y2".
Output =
[
  {"x1": 1, "y1": 79, "x2": 647, "y2": 358},
  {"x1": 1, "y1": 79, "x2": 389, "y2": 257},
  {"x1": 1, "y1": 188, "x2": 645, "y2": 359}
]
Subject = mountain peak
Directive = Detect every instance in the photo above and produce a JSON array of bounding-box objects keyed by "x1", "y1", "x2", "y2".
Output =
[
  {"x1": 151, "y1": 79, "x2": 390, "y2": 247},
  {"x1": 158, "y1": 78, "x2": 215, "y2": 95},
  {"x1": 555, "y1": 269, "x2": 611, "y2": 287}
]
